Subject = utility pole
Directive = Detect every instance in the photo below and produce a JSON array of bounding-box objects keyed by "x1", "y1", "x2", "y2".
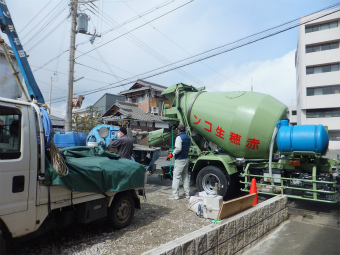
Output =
[{"x1": 65, "y1": 0, "x2": 78, "y2": 132}]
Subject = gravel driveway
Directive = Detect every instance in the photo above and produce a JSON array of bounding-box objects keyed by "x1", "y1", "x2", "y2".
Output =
[{"x1": 10, "y1": 163, "x2": 211, "y2": 255}]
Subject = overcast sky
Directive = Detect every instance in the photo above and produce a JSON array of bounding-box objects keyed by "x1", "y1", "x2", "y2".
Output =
[{"x1": 3, "y1": 0, "x2": 339, "y2": 117}]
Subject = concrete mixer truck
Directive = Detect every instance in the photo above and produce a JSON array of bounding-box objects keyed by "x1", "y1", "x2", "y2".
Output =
[{"x1": 148, "y1": 83, "x2": 339, "y2": 203}]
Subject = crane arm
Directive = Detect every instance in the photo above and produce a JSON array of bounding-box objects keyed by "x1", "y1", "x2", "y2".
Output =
[{"x1": 0, "y1": 1, "x2": 45, "y2": 104}]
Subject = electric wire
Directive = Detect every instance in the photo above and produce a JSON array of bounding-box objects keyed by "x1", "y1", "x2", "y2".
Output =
[
  {"x1": 31, "y1": 0, "x2": 177, "y2": 72},
  {"x1": 124, "y1": 2, "x2": 229, "y2": 89},
  {"x1": 50, "y1": 6, "x2": 340, "y2": 102},
  {"x1": 75, "y1": 0, "x2": 194, "y2": 59},
  {"x1": 24, "y1": 3, "x2": 69, "y2": 50},
  {"x1": 33, "y1": 49, "x2": 69, "y2": 73},
  {"x1": 76, "y1": 50, "x2": 135, "y2": 75},
  {"x1": 88, "y1": 1, "x2": 209, "y2": 88},
  {"x1": 20, "y1": 1, "x2": 65, "y2": 42},
  {"x1": 17, "y1": 0, "x2": 54, "y2": 34},
  {"x1": 75, "y1": 2, "x2": 206, "y2": 89},
  {"x1": 31, "y1": 64, "x2": 114, "y2": 85},
  {"x1": 26, "y1": 14, "x2": 69, "y2": 52},
  {"x1": 125, "y1": 2, "x2": 248, "y2": 89},
  {"x1": 76, "y1": 62, "x2": 125, "y2": 80}
]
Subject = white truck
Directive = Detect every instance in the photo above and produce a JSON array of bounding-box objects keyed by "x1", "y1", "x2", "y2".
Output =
[
  {"x1": 0, "y1": 97, "x2": 143, "y2": 254},
  {"x1": 0, "y1": 2, "x2": 144, "y2": 253}
]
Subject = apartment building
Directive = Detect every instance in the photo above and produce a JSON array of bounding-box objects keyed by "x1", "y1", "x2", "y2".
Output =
[{"x1": 295, "y1": 9, "x2": 340, "y2": 150}]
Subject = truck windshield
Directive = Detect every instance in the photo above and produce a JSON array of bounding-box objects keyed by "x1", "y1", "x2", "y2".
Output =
[{"x1": 0, "y1": 106, "x2": 21, "y2": 159}]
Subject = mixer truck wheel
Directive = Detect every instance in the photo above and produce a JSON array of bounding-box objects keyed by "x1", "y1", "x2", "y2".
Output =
[
  {"x1": 196, "y1": 166, "x2": 230, "y2": 198},
  {"x1": 107, "y1": 192, "x2": 135, "y2": 230}
]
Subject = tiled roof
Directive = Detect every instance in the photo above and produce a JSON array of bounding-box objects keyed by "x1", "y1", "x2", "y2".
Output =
[
  {"x1": 102, "y1": 101, "x2": 163, "y2": 122},
  {"x1": 119, "y1": 79, "x2": 167, "y2": 95},
  {"x1": 50, "y1": 115, "x2": 65, "y2": 127}
]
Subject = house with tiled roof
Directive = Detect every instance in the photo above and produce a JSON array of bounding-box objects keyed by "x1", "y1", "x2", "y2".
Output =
[
  {"x1": 119, "y1": 79, "x2": 171, "y2": 115},
  {"x1": 102, "y1": 101, "x2": 169, "y2": 132},
  {"x1": 49, "y1": 115, "x2": 65, "y2": 130}
]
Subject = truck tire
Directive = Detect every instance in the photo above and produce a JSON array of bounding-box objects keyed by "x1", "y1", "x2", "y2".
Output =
[
  {"x1": 0, "y1": 232, "x2": 6, "y2": 255},
  {"x1": 196, "y1": 166, "x2": 230, "y2": 198},
  {"x1": 107, "y1": 193, "x2": 135, "y2": 230}
]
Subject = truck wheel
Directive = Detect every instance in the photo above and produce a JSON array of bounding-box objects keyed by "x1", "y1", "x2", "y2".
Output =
[
  {"x1": 107, "y1": 193, "x2": 135, "y2": 230},
  {"x1": 196, "y1": 166, "x2": 230, "y2": 198},
  {"x1": 0, "y1": 232, "x2": 6, "y2": 255}
]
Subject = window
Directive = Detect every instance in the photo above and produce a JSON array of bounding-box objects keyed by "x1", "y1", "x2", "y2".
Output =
[
  {"x1": 305, "y1": 21, "x2": 338, "y2": 33},
  {"x1": 137, "y1": 97, "x2": 143, "y2": 103},
  {"x1": 306, "y1": 41, "x2": 339, "y2": 53},
  {"x1": 292, "y1": 110, "x2": 297, "y2": 115},
  {"x1": 306, "y1": 108, "x2": 340, "y2": 118},
  {"x1": 307, "y1": 85, "x2": 340, "y2": 96},
  {"x1": 328, "y1": 130, "x2": 340, "y2": 141},
  {"x1": 306, "y1": 64, "x2": 339, "y2": 74},
  {"x1": 0, "y1": 106, "x2": 21, "y2": 159}
]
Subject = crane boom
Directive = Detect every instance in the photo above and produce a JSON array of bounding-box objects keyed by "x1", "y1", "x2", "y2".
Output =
[{"x1": 0, "y1": 1, "x2": 45, "y2": 104}]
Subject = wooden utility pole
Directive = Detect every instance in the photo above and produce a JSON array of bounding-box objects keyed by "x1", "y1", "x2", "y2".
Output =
[{"x1": 65, "y1": 0, "x2": 78, "y2": 132}]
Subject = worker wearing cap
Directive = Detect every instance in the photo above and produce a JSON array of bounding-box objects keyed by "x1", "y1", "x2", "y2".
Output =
[
  {"x1": 109, "y1": 127, "x2": 133, "y2": 160},
  {"x1": 166, "y1": 124, "x2": 191, "y2": 200}
]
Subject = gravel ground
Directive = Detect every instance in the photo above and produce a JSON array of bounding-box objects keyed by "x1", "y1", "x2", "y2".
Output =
[{"x1": 9, "y1": 184, "x2": 211, "y2": 255}]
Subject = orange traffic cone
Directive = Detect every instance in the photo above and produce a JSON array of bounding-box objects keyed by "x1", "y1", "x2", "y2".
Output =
[{"x1": 249, "y1": 178, "x2": 258, "y2": 206}]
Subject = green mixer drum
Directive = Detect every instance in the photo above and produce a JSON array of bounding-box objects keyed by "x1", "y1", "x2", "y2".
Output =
[{"x1": 182, "y1": 91, "x2": 288, "y2": 159}]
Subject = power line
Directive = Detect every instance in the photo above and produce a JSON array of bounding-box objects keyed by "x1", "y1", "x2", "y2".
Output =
[
  {"x1": 17, "y1": 0, "x2": 54, "y2": 34},
  {"x1": 75, "y1": 0, "x2": 175, "y2": 48},
  {"x1": 28, "y1": 0, "x2": 177, "y2": 73},
  {"x1": 23, "y1": 2, "x2": 68, "y2": 49},
  {"x1": 33, "y1": 49, "x2": 69, "y2": 73},
  {"x1": 76, "y1": 62, "x2": 125, "y2": 79},
  {"x1": 123, "y1": 1, "x2": 234, "y2": 89},
  {"x1": 20, "y1": 1, "x2": 65, "y2": 42},
  {"x1": 31, "y1": 64, "x2": 115, "y2": 85},
  {"x1": 75, "y1": 0, "x2": 194, "y2": 59},
  {"x1": 90, "y1": 1, "x2": 210, "y2": 88},
  {"x1": 76, "y1": 49, "x2": 136, "y2": 75},
  {"x1": 51, "y1": 6, "x2": 340, "y2": 102},
  {"x1": 26, "y1": 15, "x2": 69, "y2": 52}
]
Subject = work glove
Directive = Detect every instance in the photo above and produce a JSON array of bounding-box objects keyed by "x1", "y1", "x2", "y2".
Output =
[{"x1": 166, "y1": 153, "x2": 173, "y2": 161}]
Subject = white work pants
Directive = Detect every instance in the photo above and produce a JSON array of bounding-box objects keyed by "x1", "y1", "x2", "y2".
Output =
[{"x1": 172, "y1": 159, "x2": 190, "y2": 196}]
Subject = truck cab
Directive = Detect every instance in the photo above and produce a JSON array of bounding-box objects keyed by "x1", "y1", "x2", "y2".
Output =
[{"x1": 0, "y1": 98, "x2": 143, "y2": 253}]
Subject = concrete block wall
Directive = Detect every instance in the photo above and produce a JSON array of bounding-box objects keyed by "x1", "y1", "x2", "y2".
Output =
[{"x1": 142, "y1": 195, "x2": 288, "y2": 255}]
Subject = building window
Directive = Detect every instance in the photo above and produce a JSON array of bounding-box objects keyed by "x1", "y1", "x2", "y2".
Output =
[
  {"x1": 292, "y1": 110, "x2": 297, "y2": 115},
  {"x1": 307, "y1": 85, "x2": 340, "y2": 96},
  {"x1": 0, "y1": 106, "x2": 21, "y2": 159},
  {"x1": 306, "y1": 64, "x2": 339, "y2": 74},
  {"x1": 137, "y1": 97, "x2": 143, "y2": 103},
  {"x1": 306, "y1": 108, "x2": 340, "y2": 118},
  {"x1": 306, "y1": 41, "x2": 339, "y2": 53},
  {"x1": 329, "y1": 130, "x2": 340, "y2": 141},
  {"x1": 305, "y1": 21, "x2": 338, "y2": 33}
]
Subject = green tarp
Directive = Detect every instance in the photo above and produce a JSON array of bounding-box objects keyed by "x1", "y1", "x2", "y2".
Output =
[{"x1": 45, "y1": 146, "x2": 145, "y2": 193}]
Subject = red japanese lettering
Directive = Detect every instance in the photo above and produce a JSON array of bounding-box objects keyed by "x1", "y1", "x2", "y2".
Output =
[
  {"x1": 215, "y1": 126, "x2": 225, "y2": 139},
  {"x1": 246, "y1": 138, "x2": 260, "y2": 150},
  {"x1": 204, "y1": 121, "x2": 212, "y2": 132},
  {"x1": 229, "y1": 132, "x2": 241, "y2": 145},
  {"x1": 193, "y1": 115, "x2": 201, "y2": 125}
]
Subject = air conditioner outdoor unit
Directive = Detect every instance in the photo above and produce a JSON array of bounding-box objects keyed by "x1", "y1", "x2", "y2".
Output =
[{"x1": 151, "y1": 107, "x2": 159, "y2": 115}]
